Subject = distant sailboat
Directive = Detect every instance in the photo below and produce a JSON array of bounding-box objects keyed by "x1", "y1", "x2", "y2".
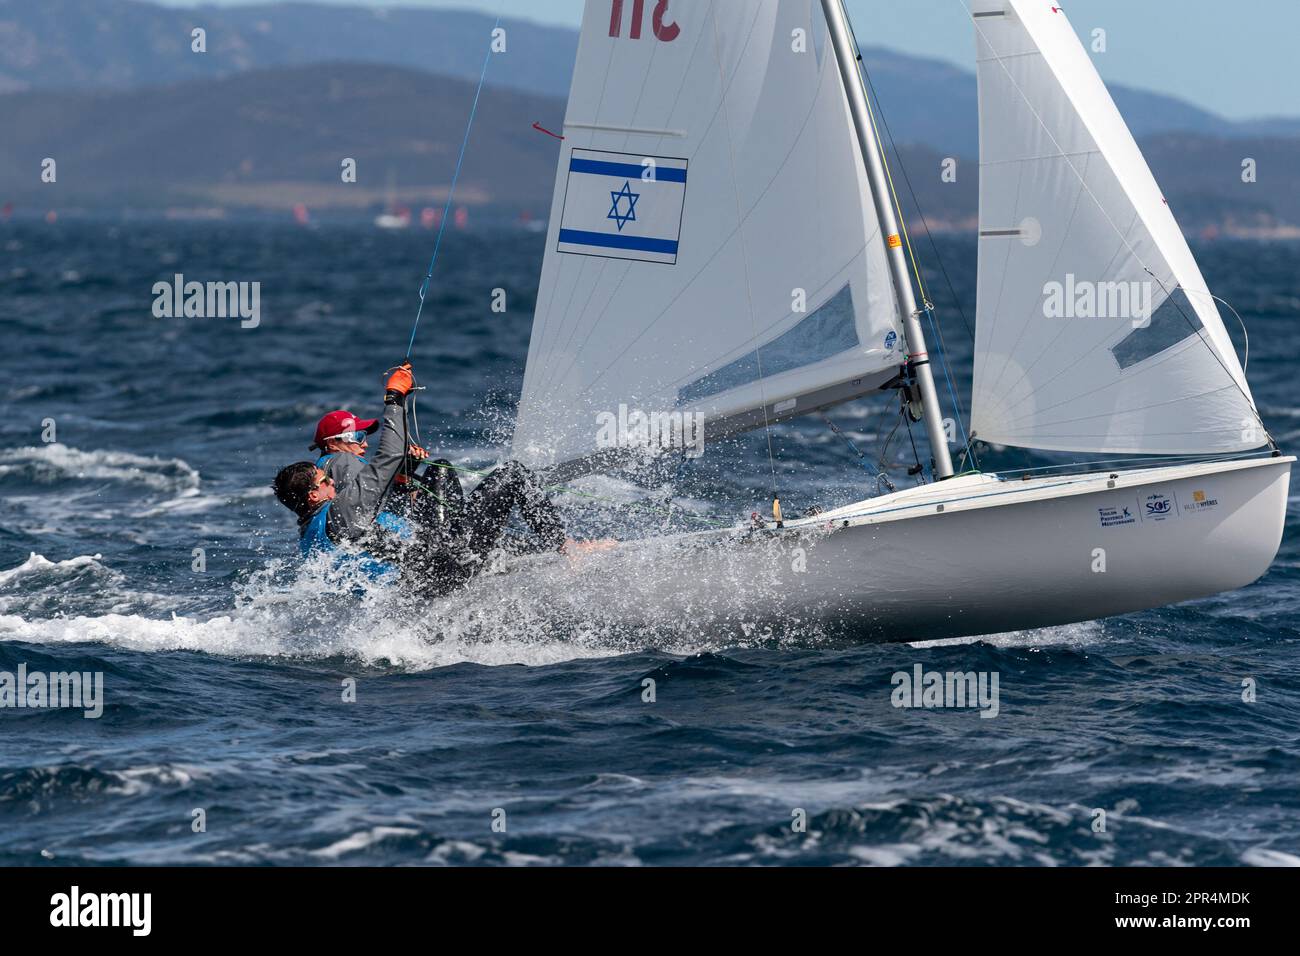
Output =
[
  {"x1": 509, "y1": 0, "x2": 1290, "y2": 640},
  {"x1": 375, "y1": 169, "x2": 412, "y2": 230}
]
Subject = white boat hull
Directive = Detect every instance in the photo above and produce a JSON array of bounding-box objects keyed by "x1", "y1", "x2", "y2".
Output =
[{"x1": 516, "y1": 456, "x2": 1291, "y2": 642}]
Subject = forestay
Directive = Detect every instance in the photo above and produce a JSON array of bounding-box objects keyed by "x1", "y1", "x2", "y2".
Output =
[
  {"x1": 512, "y1": 0, "x2": 903, "y2": 475},
  {"x1": 969, "y1": 0, "x2": 1263, "y2": 454}
]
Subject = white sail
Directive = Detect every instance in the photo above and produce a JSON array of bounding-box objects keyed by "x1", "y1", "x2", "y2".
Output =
[
  {"x1": 969, "y1": 0, "x2": 1263, "y2": 454},
  {"x1": 512, "y1": 0, "x2": 903, "y2": 474}
]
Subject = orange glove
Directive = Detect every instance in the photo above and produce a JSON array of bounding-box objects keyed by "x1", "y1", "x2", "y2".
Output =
[{"x1": 385, "y1": 362, "x2": 415, "y2": 404}]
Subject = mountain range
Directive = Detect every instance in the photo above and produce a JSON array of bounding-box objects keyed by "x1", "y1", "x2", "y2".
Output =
[{"x1": 0, "y1": 0, "x2": 1296, "y2": 234}]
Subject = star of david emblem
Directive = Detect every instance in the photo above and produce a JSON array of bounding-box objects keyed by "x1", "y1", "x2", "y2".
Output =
[{"x1": 607, "y1": 180, "x2": 640, "y2": 231}]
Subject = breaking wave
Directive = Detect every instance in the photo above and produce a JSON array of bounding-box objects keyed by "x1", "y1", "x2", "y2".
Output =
[{"x1": 0, "y1": 445, "x2": 201, "y2": 494}]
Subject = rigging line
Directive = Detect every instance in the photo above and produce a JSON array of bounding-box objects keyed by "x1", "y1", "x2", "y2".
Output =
[
  {"x1": 820, "y1": 412, "x2": 897, "y2": 492},
  {"x1": 851, "y1": 43, "x2": 973, "y2": 464},
  {"x1": 842, "y1": 12, "x2": 966, "y2": 440},
  {"x1": 903, "y1": 408, "x2": 927, "y2": 484},
  {"x1": 858, "y1": 60, "x2": 976, "y2": 346},
  {"x1": 708, "y1": 5, "x2": 778, "y2": 499},
  {"x1": 844, "y1": 16, "x2": 928, "y2": 305},
  {"x1": 1209, "y1": 292, "x2": 1249, "y2": 374},
  {"x1": 404, "y1": 9, "x2": 503, "y2": 359},
  {"x1": 922, "y1": 302, "x2": 972, "y2": 459},
  {"x1": 869, "y1": 141, "x2": 979, "y2": 470},
  {"x1": 852, "y1": 58, "x2": 977, "y2": 390},
  {"x1": 877, "y1": 409, "x2": 903, "y2": 473},
  {"x1": 962, "y1": 0, "x2": 1269, "y2": 441}
]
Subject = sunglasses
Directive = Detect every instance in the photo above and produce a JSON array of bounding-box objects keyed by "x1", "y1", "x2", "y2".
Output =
[
  {"x1": 311, "y1": 474, "x2": 334, "y2": 493},
  {"x1": 325, "y1": 430, "x2": 369, "y2": 445}
]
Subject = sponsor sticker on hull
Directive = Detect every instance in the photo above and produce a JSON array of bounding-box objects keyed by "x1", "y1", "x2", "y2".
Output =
[
  {"x1": 1181, "y1": 487, "x2": 1221, "y2": 515},
  {"x1": 1140, "y1": 491, "x2": 1178, "y2": 522},
  {"x1": 1098, "y1": 485, "x2": 1224, "y2": 529},
  {"x1": 1098, "y1": 504, "x2": 1136, "y2": 528}
]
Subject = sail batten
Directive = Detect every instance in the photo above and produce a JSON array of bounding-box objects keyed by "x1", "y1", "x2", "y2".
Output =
[
  {"x1": 969, "y1": 0, "x2": 1262, "y2": 455},
  {"x1": 512, "y1": 0, "x2": 903, "y2": 473}
]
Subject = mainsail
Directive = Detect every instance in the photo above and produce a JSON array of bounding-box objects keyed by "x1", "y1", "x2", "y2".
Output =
[
  {"x1": 969, "y1": 0, "x2": 1263, "y2": 454},
  {"x1": 512, "y1": 0, "x2": 904, "y2": 475}
]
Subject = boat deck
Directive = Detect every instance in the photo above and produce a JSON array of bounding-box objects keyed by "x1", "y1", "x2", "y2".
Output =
[{"x1": 777, "y1": 454, "x2": 1295, "y2": 532}]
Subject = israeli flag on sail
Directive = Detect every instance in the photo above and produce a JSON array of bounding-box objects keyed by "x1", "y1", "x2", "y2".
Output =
[{"x1": 557, "y1": 149, "x2": 688, "y2": 265}]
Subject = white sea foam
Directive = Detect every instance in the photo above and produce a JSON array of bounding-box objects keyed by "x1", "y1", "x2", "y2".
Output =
[
  {"x1": 134, "y1": 485, "x2": 272, "y2": 518},
  {"x1": 0, "y1": 549, "x2": 654, "y2": 668},
  {"x1": 311, "y1": 826, "x2": 421, "y2": 860},
  {"x1": 0, "y1": 552, "x2": 178, "y2": 617},
  {"x1": 0, "y1": 552, "x2": 112, "y2": 587},
  {"x1": 1242, "y1": 847, "x2": 1300, "y2": 866},
  {"x1": 911, "y1": 620, "x2": 1106, "y2": 650},
  {"x1": 0, "y1": 445, "x2": 200, "y2": 493}
]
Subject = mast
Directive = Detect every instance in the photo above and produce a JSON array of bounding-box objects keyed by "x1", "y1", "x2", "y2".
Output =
[{"x1": 819, "y1": 0, "x2": 955, "y2": 480}]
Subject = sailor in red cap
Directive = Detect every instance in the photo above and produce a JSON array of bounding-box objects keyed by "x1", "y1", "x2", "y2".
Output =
[
  {"x1": 311, "y1": 410, "x2": 381, "y2": 456},
  {"x1": 272, "y1": 362, "x2": 599, "y2": 596},
  {"x1": 312, "y1": 407, "x2": 428, "y2": 493}
]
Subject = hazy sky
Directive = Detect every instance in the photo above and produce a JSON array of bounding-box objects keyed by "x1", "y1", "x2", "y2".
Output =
[{"x1": 156, "y1": 0, "x2": 1299, "y2": 120}]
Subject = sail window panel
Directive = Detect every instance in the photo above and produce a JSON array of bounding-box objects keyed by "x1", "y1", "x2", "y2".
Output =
[
  {"x1": 1110, "y1": 287, "x2": 1205, "y2": 371},
  {"x1": 677, "y1": 284, "x2": 860, "y2": 404}
]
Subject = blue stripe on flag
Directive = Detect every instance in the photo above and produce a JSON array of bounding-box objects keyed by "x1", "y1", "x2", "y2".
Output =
[
  {"x1": 568, "y1": 159, "x2": 688, "y2": 183},
  {"x1": 558, "y1": 229, "x2": 679, "y2": 255}
]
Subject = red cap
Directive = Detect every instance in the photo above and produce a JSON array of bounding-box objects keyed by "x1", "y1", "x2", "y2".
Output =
[{"x1": 311, "y1": 410, "x2": 379, "y2": 450}]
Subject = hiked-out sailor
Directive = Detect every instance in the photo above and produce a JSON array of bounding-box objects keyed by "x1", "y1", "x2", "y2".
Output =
[
  {"x1": 272, "y1": 361, "x2": 581, "y2": 594},
  {"x1": 309, "y1": 402, "x2": 428, "y2": 527}
]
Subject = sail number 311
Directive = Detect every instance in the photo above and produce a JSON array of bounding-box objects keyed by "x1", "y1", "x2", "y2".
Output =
[{"x1": 609, "y1": 0, "x2": 680, "y2": 41}]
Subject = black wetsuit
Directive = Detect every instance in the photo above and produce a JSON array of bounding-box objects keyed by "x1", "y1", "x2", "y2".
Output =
[{"x1": 397, "y1": 459, "x2": 566, "y2": 596}]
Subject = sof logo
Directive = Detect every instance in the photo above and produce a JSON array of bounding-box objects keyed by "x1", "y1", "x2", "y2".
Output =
[{"x1": 1144, "y1": 493, "x2": 1174, "y2": 520}]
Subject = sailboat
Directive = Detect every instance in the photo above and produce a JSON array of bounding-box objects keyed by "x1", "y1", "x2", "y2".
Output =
[
  {"x1": 375, "y1": 168, "x2": 412, "y2": 230},
  {"x1": 506, "y1": 0, "x2": 1291, "y2": 641}
]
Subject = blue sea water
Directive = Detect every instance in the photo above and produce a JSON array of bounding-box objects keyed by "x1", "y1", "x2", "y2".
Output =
[{"x1": 1, "y1": 221, "x2": 1298, "y2": 866}]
